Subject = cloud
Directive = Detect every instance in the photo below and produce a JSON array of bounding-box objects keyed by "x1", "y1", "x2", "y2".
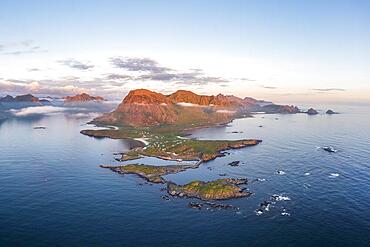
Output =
[
  {"x1": 62, "y1": 76, "x2": 80, "y2": 81},
  {"x1": 110, "y1": 57, "x2": 171, "y2": 73},
  {"x1": 312, "y1": 88, "x2": 346, "y2": 92},
  {"x1": 262, "y1": 86, "x2": 278, "y2": 89},
  {"x1": 137, "y1": 71, "x2": 228, "y2": 85},
  {"x1": 0, "y1": 75, "x2": 129, "y2": 99},
  {"x1": 0, "y1": 40, "x2": 32, "y2": 49},
  {"x1": 2, "y1": 56, "x2": 230, "y2": 98},
  {"x1": 0, "y1": 79, "x2": 87, "y2": 96},
  {"x1": 9, "y1": 106, "x2": 68, "y2": 117},
  {"x1": 176, "y1": 102, "x2": 206, "y2": 107},
  {"x1": 110, "y1": 57, "x2": 229, "y2": 85},
  {"x1": 3, "y1": 48, "x2": 47, "y2": 55},
  {"x1": 105, "y1": 73, "x2": 133, "y2": 80},
  {"x1": 216, "y1": 109, "x2": 236, "y2": 114},
  {"x1": 240, "y1": 78, "x2": 256, "y2": 82},
  {"x1": 28, "y1": 68, "x2": 40, "y2": 72},
  {"x1": 71, "y1": 112, "x2": 101, "y2": 119},
  {"x1": 1, "y1": 40, "x2": 47, "y2": 55},
  {"x1": 58, "y1": 59, "x2": 94, "y2": 70}
]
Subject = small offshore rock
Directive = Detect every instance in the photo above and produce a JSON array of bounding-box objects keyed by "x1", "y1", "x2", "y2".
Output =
[
  {"x1": 307, "y1": 108, "x2": 318, "y2": 115},
  {"x1": 276, "y1": 170, "x2": 286, "y2": 175},
  {"x1": 326, "y1": 109, "x2": 338, "y2": 115},
  {"x1": 161, "y1": 195, "x2": 170, "y2": 201},
  {"x1": 188, "y1": 202, "x2": 203, "y2": 210},
  {"x1": 33, "y1": 126, "x2": 47, "y2": 129},
  {"x1": 227, "y1": 161, "x2": 240, "y2": 167}
]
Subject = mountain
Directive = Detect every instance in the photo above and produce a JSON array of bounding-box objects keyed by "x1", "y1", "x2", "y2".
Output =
[
  {"x1": 94, "y1": 89, "x2": 234, "y2": 127},
  {"x1": 167, "y1": 90, "x2": 249, "y2": 107},
  {"x1": 92, "y1": 89, "x2": 301, "y2": 128},
  {"x1": 111, "y1": 89, "x2": 178, "y2": 126},
  {"x1": 0, "y1": 94, "x2": 41, "y2": 103},
  {"x1": 64, "y1": 93, "x2": 105, "y2": 103},
  {"x1": 0, "y1": 95, "x2": 16, "y2": 102}
]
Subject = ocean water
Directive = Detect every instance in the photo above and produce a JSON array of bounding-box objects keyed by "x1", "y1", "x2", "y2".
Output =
[{"x1": 0, "y1": 105, "x2": 370, "y2": 247}]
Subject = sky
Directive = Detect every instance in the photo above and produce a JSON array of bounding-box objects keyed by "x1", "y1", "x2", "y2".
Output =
[{"x1": 0, "y1": 0, "x2": 369, "y2": 104}]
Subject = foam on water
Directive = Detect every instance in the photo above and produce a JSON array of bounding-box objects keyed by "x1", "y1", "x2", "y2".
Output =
[{"x1": 329, "y1": 173, "x2": 340, "y2": 178}]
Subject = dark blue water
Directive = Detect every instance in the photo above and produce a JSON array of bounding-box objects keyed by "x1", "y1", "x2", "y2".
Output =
[{"x1": 1, "y1": 105, "x2": 370, "y2": 246}]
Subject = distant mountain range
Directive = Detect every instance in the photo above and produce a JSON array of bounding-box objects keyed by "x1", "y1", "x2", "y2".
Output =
[
  {"x1": 92, "y1": 89, "x2": 301, "y2": 128},
  {"x1": 0, "y1": 90, "x2": 321, "y2": 124},
  {"x1": 0, "y1": 93, "x2": 108, "y2": 118},
  {"x1": 63, "y1": 93, "x2": 105, "y2": 103},
  {"x1": 0, "y1": 94, "x2": 48, "y2": 103},
  {"x1": 0, "y1": 93, "x2": 105, "y2": 105}
]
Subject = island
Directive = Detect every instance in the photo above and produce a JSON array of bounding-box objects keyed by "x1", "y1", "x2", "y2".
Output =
[
  {"x1": 326, "y1": 109, "x2": 338, "y2": 115},
  {"x1": 90, "y1": 89, "x2": 302, "y2": 128},
  {"x1": 0, "y1": 94, "x2": 42, "y2": 103},
  {"x1": 307, "y1": 108, "x2": 319, "y2": 115},
  {"x1": 0, "y1": 94, "x2": 50, "y2": 107},
  {"x1": 80, "y1": 89, "x2": 303, "y2": 203},
  {"x1": 63, "y1": 93, "x2": 105, "y2": 103},
  {"x1": 167, "y1": 178, "x2": 250, "y2": 200},
  {"x1": 100, "y1": 163, "x2": 197, "y2": 183}
]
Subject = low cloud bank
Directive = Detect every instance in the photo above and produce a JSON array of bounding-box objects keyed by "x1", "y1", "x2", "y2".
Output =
[
  {"x1": 216, "y1": 109, "x2": 236, "y2": 114},
  {"x1": 10, "y1": 106, "x2": 68, "y2": 117},
  {"x1": 176, "y1": 102, "x2": 205, "y2": 107},
  {"x1": 8, "y1": 104, "x2": 111, "y2": 118}
]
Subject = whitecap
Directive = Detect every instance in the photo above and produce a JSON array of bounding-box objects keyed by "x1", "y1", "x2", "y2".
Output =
[
  {"x1": 304, "y1": 172, "x2": 311, "y2": 176},
  {"x1": 276, "y1": 170, "x2": 286, "y2": 175},
  {"x1": 329, "y1": 173, "x2": 340, "y2": 178},
  {"x1": 255, "y1": 210, "x2": 263, "y2": 216},
  {"x1": 272, "y1": 194, "x2": 291, "y2": 201}
]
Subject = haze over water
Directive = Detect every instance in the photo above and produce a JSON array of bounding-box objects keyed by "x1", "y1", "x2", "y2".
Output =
[{"x1": 1, "y1": 104, "x2": 369, "y2": 246}]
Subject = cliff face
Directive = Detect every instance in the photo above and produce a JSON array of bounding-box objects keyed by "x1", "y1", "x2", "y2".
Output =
[
  {"x1": 64, "y1": 93, "x2": 105, "y2": 102},
  {"x1": 110, "y1": 89, "x2": 178, "y2": 126},
  {"x1": 167, "y1": 90, "x2": 251, "y2": 107},
  {"x1": 120, "y1": 89, "x2": 171, "y2": 105}
]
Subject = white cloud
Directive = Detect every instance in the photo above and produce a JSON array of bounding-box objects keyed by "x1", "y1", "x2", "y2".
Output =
[
  {"x1": 0, "y1": 80, "x2": 87, "y2": 96},
  {"x1": 216, "y1": 109, "x2": 236, "y2": 114},
  {"x1": 176, "y1": 102, "x2": 206, "y2": 107},
  {"x1": 10, "y1": 106, "x2": 68, "y2": 116}
]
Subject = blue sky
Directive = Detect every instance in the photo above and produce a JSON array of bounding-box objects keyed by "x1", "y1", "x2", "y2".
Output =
[{"x1": 1, "y1": 0, "x2": 369, "y2": 103}]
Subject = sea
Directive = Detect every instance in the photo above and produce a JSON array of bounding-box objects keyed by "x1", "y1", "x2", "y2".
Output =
[{"x1": 0, "y1": 104, "x2": 369, "y2": 246}]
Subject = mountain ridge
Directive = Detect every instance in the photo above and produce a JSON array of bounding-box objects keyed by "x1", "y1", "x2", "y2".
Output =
[
  {"x1": 93, "y1": 88, "x2": 301, "y2": 127},
  {"x1": 64, "y1": 93, "x2": 105, "y2": 102}
]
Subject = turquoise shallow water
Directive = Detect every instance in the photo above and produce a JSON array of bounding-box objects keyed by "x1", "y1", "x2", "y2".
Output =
[{"x1": 0, "y1": 104, "x2": 370, "y2": 246}]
